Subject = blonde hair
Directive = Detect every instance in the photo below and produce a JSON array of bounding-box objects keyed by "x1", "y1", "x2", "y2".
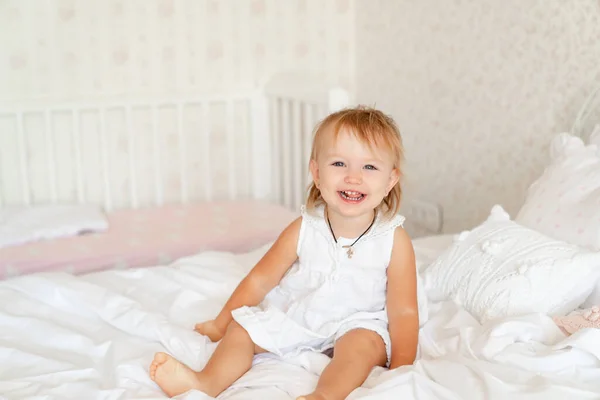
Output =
[{"x1": 305, "y1": 106, "x2": 405, "y2": 220}]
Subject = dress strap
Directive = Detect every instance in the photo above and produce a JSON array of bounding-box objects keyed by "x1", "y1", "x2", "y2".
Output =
[
  {"x1": 300, "y1": 204, "x2": 405, "y2": 242},
  {"x1": 300, "y1": 205, "x2": 332, "y2": 242},
  {"x1": 367, "y1": 212, "x2": 405, "y2": 240}
]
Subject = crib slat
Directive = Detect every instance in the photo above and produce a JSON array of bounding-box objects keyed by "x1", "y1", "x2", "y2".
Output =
[
  {"x1": 303, "y1": 104, "x2": 315, "y2": 192},
  {"x1": 226, "y1": 100, "x2": 236, "y2": 199},
  {"x1": 152, "y1": 105, "x2": 162, "y2": 206},
  {"x1": 126, "y1": 106, "x2": 137, "y2": 208},
  {"x1": 177, "y1": 103, "x2": 187, "y2": 203},
  {"x1": 268, "y1": 97, "x2": 280, "y2": 204},
  {"x1": 242, "y1": 99, "x2": 251, "y2": 196},
  {"x1": 16, "y1": 113, "x2": 30, "y2": 205},
  {"x1": 291, "y1": 100, "x2": 302, "y2": 210},
  {"x1": 99, "y1": 108, "x2": 111, "y2": 211},
  {"x1": 44, "y1": 110, "x2": 57, "y2": 202},
  {"x1": 72, "y1": 110, "x2": 84, "y2": 203},
  {"x1": 281, "y1": 99, "x2": 292, "y2": 209},
  {"x1": 250, "y1": 93, "x2": 270, "y2": 200}
]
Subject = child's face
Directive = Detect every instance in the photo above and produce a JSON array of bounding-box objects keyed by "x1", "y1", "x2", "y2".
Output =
[{"x1": 310, "y1": 127, "x2": 399, "y2": 219}]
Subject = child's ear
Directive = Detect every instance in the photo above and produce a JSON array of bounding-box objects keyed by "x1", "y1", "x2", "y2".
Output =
[
  {"x1": 309, "y1": 159, "x2": 319, "y2": 186},
  {"x1": 387, "y1": 168, "x2": 400, "y2": 192}
]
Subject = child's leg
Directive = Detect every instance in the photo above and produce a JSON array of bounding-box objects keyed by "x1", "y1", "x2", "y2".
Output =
[
  {"x1": 297, "y1": 329, "x2": 387, "y2": 400},
  {"x1": 150, "y1": 321, "x2": 265, "y2": 398}
]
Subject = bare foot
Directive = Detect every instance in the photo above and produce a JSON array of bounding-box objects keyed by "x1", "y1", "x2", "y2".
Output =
[
  {"x1": 149, "y1": 352, "x2": 207, "y2": 397},
  {"x1": 297, "y1": 393, "x2": 332, "y2": 400}
]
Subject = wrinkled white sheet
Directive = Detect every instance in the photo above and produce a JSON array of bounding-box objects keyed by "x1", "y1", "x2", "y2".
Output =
[{"x1": 1, "y1": 239, "x2": 600, "y2": 400}]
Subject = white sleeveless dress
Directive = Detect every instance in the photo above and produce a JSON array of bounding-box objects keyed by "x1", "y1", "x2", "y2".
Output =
[{"x1": 231, "y1": 204, "x2": 427, "y2": 365}]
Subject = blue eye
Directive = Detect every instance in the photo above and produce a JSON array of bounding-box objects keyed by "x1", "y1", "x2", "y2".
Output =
[
  {"x1": 332, "y1": 161, "x2": 345, "y2": 167},
  {"x1": 364, "y1": 165, "x2": 377, "y2": 170}
]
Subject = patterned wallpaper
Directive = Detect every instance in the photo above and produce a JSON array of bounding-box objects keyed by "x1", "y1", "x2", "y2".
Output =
[
  {"x1": 0, "y1": 0, "x2": 353, "y2": 101},
  {"x1": 355, "y1": 0, "x2": 600, "y2": 233}
]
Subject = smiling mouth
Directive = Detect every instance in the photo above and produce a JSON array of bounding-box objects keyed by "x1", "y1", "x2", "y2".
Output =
[{"x1": 338, "y1": 190, "x2": 366, "y2": 202}]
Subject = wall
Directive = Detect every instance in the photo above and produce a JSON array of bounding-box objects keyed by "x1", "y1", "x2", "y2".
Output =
[
  {"x1": 355, "y1": 0, "x2": 600, "y2": 232},
  {"x1": 1, "y1": 0, "x2": 354, "y2": 101}
]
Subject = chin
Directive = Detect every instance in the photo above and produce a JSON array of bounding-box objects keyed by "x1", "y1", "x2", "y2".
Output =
[{"x1": 331, "y1": 197, "x2": 379, "y2": 217}]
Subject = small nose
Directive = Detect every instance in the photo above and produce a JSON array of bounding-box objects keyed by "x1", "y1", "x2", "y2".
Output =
[{"x1": 344, "y1": 169, "x2": 362, "y2": 184}]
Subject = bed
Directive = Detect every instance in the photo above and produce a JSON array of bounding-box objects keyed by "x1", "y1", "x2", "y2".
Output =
[
  {"x1": 1, "y1": 79, "x2": 600, "y2": 399},
  {"x1": 1, "y1": 234, "x2": 599, "y2": 399}
]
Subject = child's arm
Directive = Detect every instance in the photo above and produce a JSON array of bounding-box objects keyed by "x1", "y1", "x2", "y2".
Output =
[
  {"x1": 211, "y1": 217, "x2": 302, "y2": 335},
  {"x1": 386, "y1": 227, "x2": 419, "y2": 369}
]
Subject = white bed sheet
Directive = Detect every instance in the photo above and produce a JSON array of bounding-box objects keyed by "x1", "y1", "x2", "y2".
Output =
[{"x1": 1, "y1": 236, "x2": 599, "y2": 400}]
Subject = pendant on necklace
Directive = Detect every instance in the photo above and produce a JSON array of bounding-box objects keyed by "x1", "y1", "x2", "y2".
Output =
[{"x1": 342, "y1": 245, "x2": 354, "y2": 259}]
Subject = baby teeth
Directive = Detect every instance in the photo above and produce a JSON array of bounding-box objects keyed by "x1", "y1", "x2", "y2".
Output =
[{"x1": 340, "y1": 191, "x2": 364, "y2": 200}]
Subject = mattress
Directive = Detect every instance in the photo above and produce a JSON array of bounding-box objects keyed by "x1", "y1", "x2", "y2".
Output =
[
  {"x1": 0, "y1": 235, "x2": 599, "y2": 399},
  {"x1": 0, "y1": 200, "x2": 299, "y2": 280}
]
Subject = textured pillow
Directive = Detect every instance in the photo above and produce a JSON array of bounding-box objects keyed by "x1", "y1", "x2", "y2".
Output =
[
  {"x1": 423, "y1": 205, "x2": 600, "y2": 323},
  {"x1": 515, "y1": 133, "x2": 600, "y2": 251}
]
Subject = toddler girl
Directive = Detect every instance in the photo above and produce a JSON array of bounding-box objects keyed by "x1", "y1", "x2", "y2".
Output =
[{"x1": 149, "y1": 106, "x2": 423, "y2": 399}]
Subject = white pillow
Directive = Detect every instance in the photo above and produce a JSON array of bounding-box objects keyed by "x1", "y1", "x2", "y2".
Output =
[
  {"x1": 423, "y1": 205, "x2": 600, "y2": 323},
  {"x1": 515, "y1": 133, "x2": 600, "y2": 251},
  {"x1": 0, "y1": 204, "x2": 109, "y2": 248}
]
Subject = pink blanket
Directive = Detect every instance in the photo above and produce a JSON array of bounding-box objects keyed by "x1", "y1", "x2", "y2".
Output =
[{"x1": 0, "y1": 200, "x2": 298, "y2": 279}]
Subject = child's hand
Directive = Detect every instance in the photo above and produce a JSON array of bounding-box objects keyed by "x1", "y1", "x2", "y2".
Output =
[{"x1": 194, "y1": 320, "x2": 225, "y2": 342}]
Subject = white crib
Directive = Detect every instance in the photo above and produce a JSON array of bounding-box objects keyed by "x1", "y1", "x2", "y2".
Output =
[{"x1": 0, "y1": 72, "x2": 351, "y2": 213}]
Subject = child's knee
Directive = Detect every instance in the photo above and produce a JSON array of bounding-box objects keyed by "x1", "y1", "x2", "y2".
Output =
[
  {"x1": 345, "y1": 329, "x2": 384, "y2": 347},
  {"x1": 226, "y1": 321, "x2": 253, "y2": 342},
  {"x1": 337, "y1": 329, "x2": 387, "y2": 365}
]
